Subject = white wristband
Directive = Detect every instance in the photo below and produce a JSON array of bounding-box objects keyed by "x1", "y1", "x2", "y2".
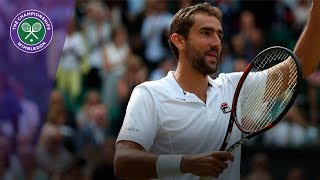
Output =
[{"x1": 156, "y1": 154, "x2": 184, "y2": 178}]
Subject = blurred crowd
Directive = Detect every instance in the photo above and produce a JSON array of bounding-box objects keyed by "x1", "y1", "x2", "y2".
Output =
[{"x1": 0, "y1": 0, "x2": 320, "y2": 179}]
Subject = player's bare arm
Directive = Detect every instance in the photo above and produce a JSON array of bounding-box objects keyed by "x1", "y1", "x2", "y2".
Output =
[
  {"x1": 265, "y1": 0, "x2": 320, "y2": 99},
  {"x1": 266, "y1": 0, "x2": 320, "y2": 98},
  {"x1": 265, "y1": 56, "x2": 298, "y2": 102},
  {"x1": 268, "y1": 0, "x2": 320, "y2": 81},
  {"x1": 294, "y1": 0, "x2": 320, "y2": 77},
  {"x1": 114, "y1": 140, "x2": 158, "y2": 179},
  {"x1": 114, "y1": 140, "x2": 234, "y2": 179}
]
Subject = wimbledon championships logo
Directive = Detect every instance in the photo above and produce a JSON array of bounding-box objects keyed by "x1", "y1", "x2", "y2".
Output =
[{"x1": 10, "y1": 9, "x2": 53, "y2": 53}]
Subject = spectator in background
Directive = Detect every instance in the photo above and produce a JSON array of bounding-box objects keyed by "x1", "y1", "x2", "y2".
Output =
[
  {"x1": 49, "y1": 89, "x2": 64, "y2": 107},
  {"x1": 36, "y1": 125, "x2": 73, "y2": 179},
  {"x1": 105, "y1": 1, "x2": 126, "y2": 28},
  {"x1": 124, "y1": 0, "x2": 146, "y2": 59},
  {"x1": 92, "y1": 137, "x2": 120, "y2": 180},
  {"x1": 211, "y1": 0, "x2": 239, "y2": 43},
  {"x1": 60, "y1": 157, "x2": 88, "y2": 180},
  {"x1": 263, "y1": 105, "x2": 312, "y2": 147},
  {"x1": 77, "y1": 104, "x2": 110, "y2": 151},
  {"x1": 245, "y1": 153, "x2": 272, "y2": 180},
  {"x1": 306, "y1": 65, "x2": 320, "y2": 126},
  {"x1": 216, "y1": 43, "x2": 234, "y2": 75},
  {"x1": 101, "y1": 25, "x2": 130, "y2": 114},
  {"x1": 293, "y1": 0, "x2": 311, "y2": 32},
  {"x1": 76, "y1": 90, "x2": 101, "y2": 129},
  {"x1": 140, "y1": 0, "x2": 173, "y2": 72},
  {"x1": 177, "y1": 0, "x2": 193, "y2": 9},
  {"x1": 235, "y1": 10, "x2": 263, "y2": 60},
  {"x1": 48, "y1": 90, "x2": 76, "y2": 130},
  {"x1": 110, "y1": 54, "x2": 148, "y2": 136},
  {"x1": 216, "y1": 34, "x2": 249, "y2": 76},
  {"x1": 248, "y1": 27, "x2": 265, "y2": 56},
  {"x1": 239, "y1": 1, "x2": 276, "y2": 35},
  {"x1": 43, "y1": 105, "x2": 75, "y2": 152},
  {"x1": 268, "y1": 0, "x2": 296, "y2": 49},
  {"x1": 76, "y1": 104, "x2": 110, "y2": 175},
  {"x1": 126, "y1": 0, "x2": 145, "y2": 21},
  {"x1": 82, "y1": 1, "x2": 111, "y2": 91},
  {"x1": 286, "y1": 167, "x2": 305, "y2": 180},
  {"x1": 11, "y1": 144, "x2": 49, "y2": 180},
  {"x1": 149, "y1": 55, "x2": 176, "y2": 81},
  {"x1": 233, "y1": 58, "x2": 249, "y2": 72},
  {"x1": 230, "y1": 34, "x2": 247, "y2": 60},
  {"x1": 56, "y1": 16, "x2": 86, "y2": 105}
]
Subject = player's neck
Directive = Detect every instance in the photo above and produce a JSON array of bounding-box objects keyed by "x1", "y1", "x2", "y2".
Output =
[{"x1": 173, "y1": 66, "x2": 209, "y2": 102}]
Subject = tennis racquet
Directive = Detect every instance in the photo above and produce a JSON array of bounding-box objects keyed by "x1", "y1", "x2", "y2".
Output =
[{"x1": 219, "y1": 46, "x2": 302, "y2": 152}]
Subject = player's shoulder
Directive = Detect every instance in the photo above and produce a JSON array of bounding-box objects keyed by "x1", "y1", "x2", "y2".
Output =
[
  {"x1": 213, "y1": 72, "x2": 243, "y2": 86},
  {"x1": 137, "y1": 78, "x2": 165, "y2": 90},
  {"x1": 216, "y1": 72, "x2": 243, "y2": 80},
  {"x1": 134, "y1": 73, "x2": 176, "y2": 98},
  {"x1": 133, "y1": 77, "x2": 167, "y2": 95}
]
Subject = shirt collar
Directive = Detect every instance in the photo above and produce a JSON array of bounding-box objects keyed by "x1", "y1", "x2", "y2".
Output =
[
  {"x1": 163, "y1": 71, "x2": 214, "y2": 100},
  {"x1": 161, "y1": 71, "x2": 185, "y2": 99}
]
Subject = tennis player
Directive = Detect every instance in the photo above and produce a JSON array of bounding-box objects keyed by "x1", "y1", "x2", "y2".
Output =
[{"x1": 114, "y1": 1, "x2": 320, "y2": 179}]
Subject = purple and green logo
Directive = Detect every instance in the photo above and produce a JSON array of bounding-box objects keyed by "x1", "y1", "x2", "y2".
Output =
[{"x1": 10, "y1": 9, "x2": 53, "y2": 53}]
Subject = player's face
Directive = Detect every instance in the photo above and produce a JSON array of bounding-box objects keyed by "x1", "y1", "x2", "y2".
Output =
[{"x1": 185, "y1": 13, "x2": 223, "y2": 75}]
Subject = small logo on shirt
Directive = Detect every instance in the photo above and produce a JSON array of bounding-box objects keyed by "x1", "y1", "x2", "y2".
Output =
[
  {"x1": 220, "y1": 102, "x2": 231, "y2": 114},
  {"x1": 125, "y1": 127, "x2": 140, "y2": 132}
]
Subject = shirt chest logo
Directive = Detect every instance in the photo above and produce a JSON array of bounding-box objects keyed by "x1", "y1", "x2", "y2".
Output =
[{"x1": 220, "y1": 102, "x2": 231, "y2": 114}]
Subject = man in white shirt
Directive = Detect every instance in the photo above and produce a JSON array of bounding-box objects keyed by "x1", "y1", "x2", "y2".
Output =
[{"x1": 114, "y1": 1, "x2": 320, "y2": 179}]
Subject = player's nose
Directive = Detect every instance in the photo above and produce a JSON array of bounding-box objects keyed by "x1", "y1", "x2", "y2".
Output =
[{"x1": 209, "y1": 35, "x2": 221, "y2": 50}]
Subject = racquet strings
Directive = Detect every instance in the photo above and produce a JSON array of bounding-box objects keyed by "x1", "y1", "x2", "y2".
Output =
[{"x1": 238, "y1": 49, "x2": 298, "y2": 133}]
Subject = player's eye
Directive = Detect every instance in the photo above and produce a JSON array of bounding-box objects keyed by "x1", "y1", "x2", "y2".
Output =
[{"x1": 201, "y1": 31, "x2": 210, "y2": 36}]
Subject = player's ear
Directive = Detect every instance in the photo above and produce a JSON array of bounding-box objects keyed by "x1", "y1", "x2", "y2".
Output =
[{"x1": 170, "y1": 33, "x2": 185, "y2": 50}]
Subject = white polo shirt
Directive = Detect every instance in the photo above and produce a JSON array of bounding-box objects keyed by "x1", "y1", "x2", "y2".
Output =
[{"x1": 116, "y1": 71, "x2": 243, "y2": 180}]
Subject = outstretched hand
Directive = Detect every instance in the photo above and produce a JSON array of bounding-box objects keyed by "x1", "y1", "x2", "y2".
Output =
[{"x1": 180, "y1": 151, "x2": 234, "y2": 178}]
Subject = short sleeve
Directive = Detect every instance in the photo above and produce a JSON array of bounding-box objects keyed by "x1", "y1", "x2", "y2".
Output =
[
  {"x1": 218, "y1": 72, "x2": 243, "y2": 88},
  {"x1": 116, "y1": 85, "x2": 158, "y2": 151}
]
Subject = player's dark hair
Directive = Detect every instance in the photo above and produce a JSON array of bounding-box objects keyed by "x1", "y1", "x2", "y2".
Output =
[{"x1": 168, "y1": 3, "x2": 222, "y2": 60}]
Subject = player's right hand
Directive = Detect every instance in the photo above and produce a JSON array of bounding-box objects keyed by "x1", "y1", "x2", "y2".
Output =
[{"x1": 180, "y1": 151, "x2": 234, "y2": 178}]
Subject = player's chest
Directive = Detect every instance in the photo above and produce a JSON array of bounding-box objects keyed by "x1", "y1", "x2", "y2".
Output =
[{"x1": 156, "y1": 96, "x2": 233, "y2": 132}]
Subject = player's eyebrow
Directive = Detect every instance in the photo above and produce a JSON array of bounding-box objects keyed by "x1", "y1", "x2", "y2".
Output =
[{"x1": 199, "y1": 26, "x2": 224, "y2": 37}]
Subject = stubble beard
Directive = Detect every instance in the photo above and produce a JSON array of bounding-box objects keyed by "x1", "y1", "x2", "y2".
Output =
[{"x1": 185, "y1": 41, "x2": 218, "y2": 75}]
